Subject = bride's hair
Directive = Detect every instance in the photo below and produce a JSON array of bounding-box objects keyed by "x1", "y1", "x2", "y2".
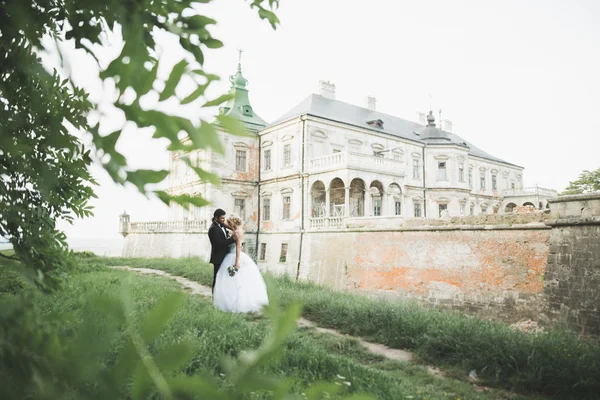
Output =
[{"x1": 226, "y1": 214, "x2": 243, "y2": 229}]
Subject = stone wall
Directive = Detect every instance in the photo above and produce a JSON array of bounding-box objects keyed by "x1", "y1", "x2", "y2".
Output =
[
  {"x1": 543, "y1": 192, "x2": 600, "y2": 336},
  {"x1": 298, "y1": 222, "x2": 551, "y2": 322},
  {"x1": 121, "y1": 199, "x2": 600, "y2": 336},
  {"x1": 122, "y1": 232, "x2": 212, "y2": 259}
]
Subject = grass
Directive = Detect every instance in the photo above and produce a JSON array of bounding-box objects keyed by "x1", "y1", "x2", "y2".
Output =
[
  {"x1": 80, "y1": 254, "x2": 600, "y2": 399},
  {"x1": 0, "y1": 260, "x2": 533, "y2": 400}
]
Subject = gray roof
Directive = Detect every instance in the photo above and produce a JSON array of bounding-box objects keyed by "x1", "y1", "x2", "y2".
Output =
[{"x1": 269, "y1": 94, "x2": 521, "y2": 168}]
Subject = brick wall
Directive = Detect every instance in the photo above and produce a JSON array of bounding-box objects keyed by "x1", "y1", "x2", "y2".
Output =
[{"x1": 299, "y1": 224, "x2": 551, "y2": 322}]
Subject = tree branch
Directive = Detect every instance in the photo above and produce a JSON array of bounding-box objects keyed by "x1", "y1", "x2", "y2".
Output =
[{"x1": 0, "y1": 252, "x2": 18, "y2": 261}]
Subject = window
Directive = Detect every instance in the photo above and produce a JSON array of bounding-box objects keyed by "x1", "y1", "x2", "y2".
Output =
[
  {"x1": 414, "y1": 202, "x2": 422, "y2": 217},
  {"x1": 284, "y1": 144, "x2": 291, "y2": 167},
  {"x1": 437, "y1": 161, "x2": 447, "y2": 181},
  {"x1": 263, "y1": 149, "x2": 271, "y2": 170},
  {"x1": 373, "y1": 198, "x2": 381, "y2": 216},
  {"x1": 438, "y1": 203, "x2": 448, "y2": 218},
  {"x1": 235, "y1": 150, "x2": 247, "y2": 172},
  {"x1": 460, "y1": 203, "x2": 465, "y2": 215},
  {"x1": 481, "y1": 206, "x2": 488, "y2": 214},
  {"x1": 470, "y1": 204, "x2": 474, "y2": 215},
  {"x1": 374, "y1": 151, "x2": 384, "y2": 158},
  {"x1": 492, "y1": 175, "x2": 497, "y2": 190},
  {"x1": 333, "y1": 149, "x2": 341, "y2": 153},
  {"x1": 259, "y1": 243, "x2": 267, "y2": 261},
  {"x1": 412, "y1": 159, "x2": 420, "y2": 179},
  {"x1": 393, "y1": 154, "x2": 401, "y2": 161},
  {"x1": 511, "y1": 182, "x2": 515, "y2": 189},
  {"x1": 279, "y1": 243, "x2": 288, "y2": 263},
  {"x1": 459, "y1": 164, "x2": 465, "y2": 182},
  {"x1": 480, "y1": 174, "x2": 486, "y2": 189},
  {"x1": 234, "y1": 198, "x2": 245, "y2": 219},
  {"x1": 395, "y1": 201, "x2": 402, "y2": 216},
  {"x1": 469, "y1": 169, "x2": 473, "y2": 188},
  {"x1": 182, "y1": 204, "x2": 189, "y2": 220},
  {"x1": 262, "y1": 198, "x2": 271, "y2": 221},
  {"x1": 282, "y1": 196, "x2": 291, "y2": 219}
]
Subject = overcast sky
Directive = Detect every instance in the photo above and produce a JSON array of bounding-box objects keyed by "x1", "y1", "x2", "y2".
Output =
[{"x1": 50, "y1": 0, "x2": 600, "y2": 246}]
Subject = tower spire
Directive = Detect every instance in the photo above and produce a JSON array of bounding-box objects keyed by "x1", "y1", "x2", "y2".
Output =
[{"x1": 218, "y1": 51, "x2": 266, "y2": 132}]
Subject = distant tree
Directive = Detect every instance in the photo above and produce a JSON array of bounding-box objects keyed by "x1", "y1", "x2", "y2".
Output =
[
  {"x1": 562, "y1": 168, "x2": 600, "y2": 195},
  {"x1": 0, "y1": 0, "x2": 279, "y2": 289}
]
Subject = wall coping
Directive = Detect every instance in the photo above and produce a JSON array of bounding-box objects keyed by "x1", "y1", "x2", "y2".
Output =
[
  {"x1": 545, "y1": 216, "x2": 600, "y2": 227},
  {"x1": 547, "y1": 191, "x2": 600, "y2": 204},
  {"x1": 307, "y1": 222, "x2": 550, "y2": 233}
]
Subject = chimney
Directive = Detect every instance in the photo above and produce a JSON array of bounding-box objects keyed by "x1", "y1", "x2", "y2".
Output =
[
  {"x1": 318, "y1": 80, "x2": 336, "y2": 100},
  {"x1": 365, "y1": 96, "x2": 376, "y2": 111},
  {"x1": 443, "y1": 119, "x2": 453, "y2": 133}
]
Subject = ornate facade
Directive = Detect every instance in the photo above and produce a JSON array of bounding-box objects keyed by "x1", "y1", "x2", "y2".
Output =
[{"x1": 124, "y1": 62, "x2": 557, "y2": 264}]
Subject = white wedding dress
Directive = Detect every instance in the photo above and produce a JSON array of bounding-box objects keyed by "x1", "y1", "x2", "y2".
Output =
[{"x1": 213, "y1": 232, "x2": 269, "y2": 313}]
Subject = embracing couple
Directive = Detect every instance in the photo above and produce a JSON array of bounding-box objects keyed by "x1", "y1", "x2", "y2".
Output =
[{"x1": 208, "y1": 208, "x2": 269, "y2": 313}]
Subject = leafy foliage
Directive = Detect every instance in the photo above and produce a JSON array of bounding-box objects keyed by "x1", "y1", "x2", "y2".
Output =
[
  {"x1": 0, "y1": 265, "x2": 375, "y2": 400},
  {"x1": 0, "y1": 0, "x2": 279, "y2": 287},
  {"x1": 562, "y1": 168, "x2": 600, "y2": 195}
]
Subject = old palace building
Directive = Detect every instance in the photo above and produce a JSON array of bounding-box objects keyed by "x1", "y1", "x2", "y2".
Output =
[{"x1": 121, "y1": 61, "x2": 557, "y2": 264}]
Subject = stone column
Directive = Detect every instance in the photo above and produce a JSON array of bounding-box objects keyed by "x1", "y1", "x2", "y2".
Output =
[
  {"x1": 365, "y1": 190, "x2": 372, "y2": 217},
  {"x1": 344, "y1": 186, "x2": 350, "y2": 216},
  {"x1": 325, "y1": 188, "x2": 331, "y2": 217},
  {"x1": 388, "y1": 194, "x2": 395, "y2": 216}
]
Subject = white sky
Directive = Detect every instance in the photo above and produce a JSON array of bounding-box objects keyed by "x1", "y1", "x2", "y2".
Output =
[{"x1": 52, "y1": 0, "x2": 600, "y2": 244}]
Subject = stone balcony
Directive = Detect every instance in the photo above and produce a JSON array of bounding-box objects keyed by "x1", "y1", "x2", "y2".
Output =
[
  {"x1": 124, "y1": 219, "x2": 208, "y2": 235},
  {"x1": 502, "y1": 187, "x2": 558, "y2": 198},
  {"x1": 309, "y1": 152, "x2": 404, "y2": 175}
]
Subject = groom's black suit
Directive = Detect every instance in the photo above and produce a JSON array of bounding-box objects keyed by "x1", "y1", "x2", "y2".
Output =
[{"x1": 208, "y1": 220, "x2": 235, "y2": 291}]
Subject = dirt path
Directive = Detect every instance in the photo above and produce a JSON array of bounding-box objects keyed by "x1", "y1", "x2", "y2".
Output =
[{"x1": 111, "y1": 266, "x2": 427, "y2": 366}]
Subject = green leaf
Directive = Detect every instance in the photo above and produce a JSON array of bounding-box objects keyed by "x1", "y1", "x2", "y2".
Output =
[
  {"x1": 153, "y1": 190, "x2": 171, "y2": 205},
  {"x1": 186, "y1": 15, "x2": 217, "y2": 29},
  {"x1": 191, "y1": 69, "x2": 220, "y2": 82},
  {"x1": 137, "y1": 60, "x2": 159, "y2": 96},
  {"x1": 203, "y1": 38, "x2": 223, "y2": 49},
  {"x1": 95, "y1": 130, "x2": 122, "y2": 153},
  {"x1": 127, "y1": 169, "x2": 169, "y2": 192},
  {"x1": 154, "y1": 342, "x2": 195, "y2": 372},
  {"x1": 186, "y1": 121, "x2": 224, "y2": 153},
  {"x1": 90, "y1": 295, "x2": 125, "y2": 324},
  {"x1": 305, "y1": 382, "x2": 343, "y2": 399},
  {"x1": 131, "y1": 364, "x2": 152, "y2": 400},
  {"x1": 141, "y1": 292, "x2": 185, "y2": 343},
  {"x1": 216, "y1": 114, "x2": 252, "y2": 137},
  {"x1": 181, "y1": 156, "x2": 221, "y2": 185},
  {"x1": 159, "y1": 59, "x2": 188, "y2": 101},
  {"x1": 202, "y1": 93, "x2": 234, "y2": 108},
  {"x1": 180, "y1": 84, "x2": 208, "y2": 105},
  {"x1": 168, "y1": 376, "x2": 226, "y2": 400}
]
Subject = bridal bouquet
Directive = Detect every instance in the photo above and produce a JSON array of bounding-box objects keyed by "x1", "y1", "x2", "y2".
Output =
[{"x1": 227, "y1": 264, "x2": 239, "y2": 277}]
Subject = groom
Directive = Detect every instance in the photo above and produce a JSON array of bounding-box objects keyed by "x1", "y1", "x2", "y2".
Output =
[{"x1": 208, "y1": 208, "x2": 237, "y2": 293}]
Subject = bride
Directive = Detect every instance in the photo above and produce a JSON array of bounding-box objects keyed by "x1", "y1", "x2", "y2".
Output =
[{"x1": 213, "y1": 214, "x2": 269, "y2": 313}]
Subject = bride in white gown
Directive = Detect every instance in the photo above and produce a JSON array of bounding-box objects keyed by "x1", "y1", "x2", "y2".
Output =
[{"x1": 213, "y1": 214, "x2": 269, "y2": 313}]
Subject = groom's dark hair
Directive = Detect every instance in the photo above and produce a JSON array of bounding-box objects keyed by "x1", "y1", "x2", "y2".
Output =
[{"x1": 213, "y1": 208, "x2": 226, "y2": 221}]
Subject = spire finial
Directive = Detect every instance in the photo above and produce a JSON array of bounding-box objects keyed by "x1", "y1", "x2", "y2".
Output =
[
  {"x1": 237, "y1": 48, "x2": 244, "y2": 64},
  {"x1": 426, "y1": 110, "x2": 436, "y2": 126}
]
